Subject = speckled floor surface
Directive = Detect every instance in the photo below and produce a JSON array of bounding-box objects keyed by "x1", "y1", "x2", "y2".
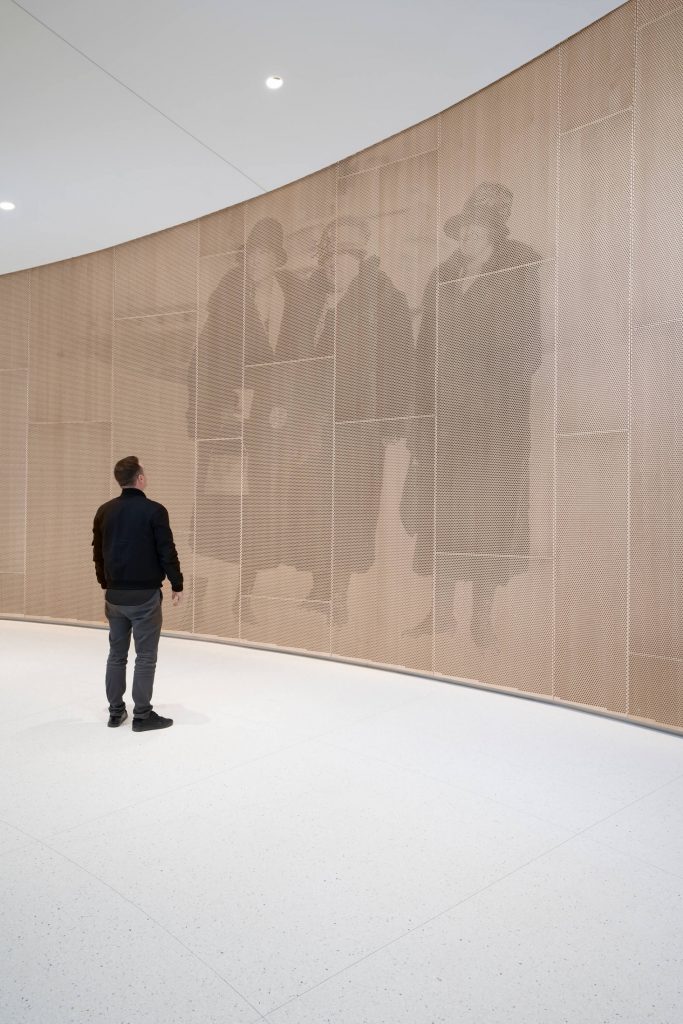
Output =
[{"x1": 1, "y1": 619, "x2": 682, "y2": 1024}]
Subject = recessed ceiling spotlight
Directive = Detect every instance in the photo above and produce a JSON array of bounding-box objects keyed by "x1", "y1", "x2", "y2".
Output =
[
  {"x1": 265, "y1": 75, "x2": 283, "y2": 90},
  {"x1": 0, "y1": 201, "x2": 16, "y2": 211}
]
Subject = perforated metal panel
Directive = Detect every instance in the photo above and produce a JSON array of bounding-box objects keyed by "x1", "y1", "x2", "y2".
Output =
[
  {"x1": 0, "y1": 271, "x2": 29, "y2": 613},
  {"x1": 198, "y1": 204, "x2": 245, "y2": 259},
  {"x1": 2, "y1": 1, "x2": 683, "y2": 733},
  {"x1": 194, "y1": 437, "x2": 242, "y2": 638},
  {"x1": 30, "y1": 253, "x2": 113, "y2": 424},
  {"x1": 637, "y1": 0, "x2": 683, "y2": 27},
  {"x1": 114, "y1": 222, "x2": 197, "y2": 319},
  {"x1": 440, "y1": 51, "x2": 558, "y2": 277},
  {"x1": 560, "y1": 3, "x2": 634, "y2": 133},
  {"x1": 630, "y1": 323, "x2": 683, "y2": 664},
  {"x1": 0, "y1": 573, "x2": 24, "y2": 614},
  {"x1": 633, "y1": 7, "x2": 683, "y2": 324},
  {"x1": 339, "y1": 115, "x2": 439, "y2": 177},
  {"x1": 0, "y1": 372, "x2": 27, "y2": 600},
  {"x1": 630, "y1": 654, "x2": 683, "y2": 730},
  {"x1": 26, "y1": 422, "x2": 111, "y2": 621},
  {"x1": 240, "y1": 358, "x2": 333, "y2": 652},
  {"x1": 0, "y1": 271, "x2": 29, "y2": 370},
  {"x1": 434, "y1": 555, "x2": 555, "y2": 696},
  {"x1": 333, "y1": 417, "x2": 433, "y2": 674},
  {"x1": 331, "y1": 141, "x2": 438, "y2": 670},
  {"x1": 112, "y1": 311, "x2": 197, "y2": 633},
  {"x1": 558, "y1": 112, "x2": 631, "y2": 433},
  {"x1": 555, "y1": 434, "x2": 629, "y2": 712}
]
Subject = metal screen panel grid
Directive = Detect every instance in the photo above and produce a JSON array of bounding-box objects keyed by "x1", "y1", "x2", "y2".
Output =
[
  {"x1": 0, "y1": 270, "x2": 29, "y2": 370},
  {"x1": 630, "y1": 654, "x2": 683, "y2": 729},
  {"x1": 332, "y1": 417, "x2": 433, "y2": 674},
  {"x1": 198, "y1": 204, "x2": 245, "y2": 259},
  {"x1": 196, "y1": 250, "x2": 244, "y2": 443},
  {"x1": 559, "y1": 2, "x2": 634, "y2": 133},
  {"x1": 434, "y1": 58, "x2": 557, "y2": 697},
  {"x1": 114, "y1": 222, "x2": 197, "y2": 320},
  {"x1": 434, "y1": 555, "x2": 554, "y2": 696},
  {"x1": 633, "y1": 7, "x2": 683, "y2": 325},
  {"x1": 336, "y1": 151, "x2": 438, "y2": 424},
  {"x1": 236, "y1": 169, "x2": 337, "y2": 650},
  {"x1": 435, "y1": 265, "x2": 555, "y2": 558},
  {"x1": 558, "y1": 112, "x2": 632, "y2": 433},
  {"x1": 29, "y1": 252, "x2": 113, "y2": 425},
  {"x1": 0, "y1": 574, "x2": 24, "y2": 614},
  {"x1": 112, "y1": 312, "x2": 197, "y2": 633},
  {"x1": 240, "y1": 359, "x2": 333, "y2": 653},
  {"x1": 194, "y1": 246, "x2": 244, "y2": 637},
  {"x1": 630, "y1": 323, "x2": 683, "y2": 665},
  {"x1": 26, "y1": 422, "x2": 111, "y2": 621},
  {"x1": 439, "y1": 51, "x2": 558, "y2": 283},
  {"x1": 0, "y1": 371, "x2": 28, "y2": 576},
  {"x1": 339, "y1": 115, "x2": 438, "y2": 178},
  {"x1": 555, "y1": 433, "x2": 629, "y2": 713},
  {"x1": 194, "y1": 437, "x2": 242, "y2": 639},
  {"x1": 637, "y1": 0, "x2": 683, "y2": 27}
]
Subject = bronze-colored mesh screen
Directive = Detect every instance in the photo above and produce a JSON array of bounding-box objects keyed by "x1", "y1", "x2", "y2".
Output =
[
  {"x1": 240, "y1": 358, "x2": 333, "y2": 653},
  {"x1": 558, "y1": 112, "x2": 631, "y2": 433},
  {"x1": 112, "y1": 311, "x2": 197, "y2": 634},
  {"x1": 26, "y1": 422, "x2": 111, "y2": 621},
  {"x1": 194, "y1": 437, "x2": 242, "y2": 638},
  {"x1": 333, "y1": 417, "x2": 433, "y2": 674},
  {"x1": 2, "y1": 0, "x2": 683, "y2": 733},
  {"x1": 198, "y1": 204, "x2": 245, "y2": 260},
  {"x1": 439, "y1": 52, "x2": 558, "y2": 277},
  {"x1": 0, "y1": 271, "x2": 29, "y2": 370},
  {"x1": 30, "y1": 252, "x2": 113, "y2": 424},
  {"x1": 637, "y1": 0, "x2": 683, "y2": 26},
  {"x1": 434, "y1": 555, "x2": 555, "y2": 696},
  {"x1": 0, "y1": 371, "x2": 27, "y2": 588},
  {"x1": 114, "y1": 223, "x2": 197, "y2": 319},
  {"x1": 630, "y1": 654, "x2": 683, "y2": 730},
  {"x1": 560, "y1": 4, "x2": 634, "y2": 133},
  {"x1": 339, "y1": 116, "x2": 439, "y2": 177},
  {"x1": 633, "y1": 7, "x2": 683, "y2": 324},
  {"x1": 630, "y1": 323, "x2": 683, "y2": 663},
  {"x1": 555, "y1": 434, "x2": 629, "y2": 712},
  {"x1": 0, "y1": 573, "x2": 24, "y2": 614}
]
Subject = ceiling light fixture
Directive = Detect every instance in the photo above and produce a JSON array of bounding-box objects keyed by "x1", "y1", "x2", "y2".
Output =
[
  {"x1": 265, "y1": 76, "x2": 283, "y2": 90},
  {"x1": 0, "y1": 201, "x2": 16, "y2": 211}
]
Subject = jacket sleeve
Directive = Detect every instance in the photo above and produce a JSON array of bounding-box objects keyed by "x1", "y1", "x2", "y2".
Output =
[
  {"x1": 92, "y1": 509, "x2": 107, "y2": 589},
  {"x1": 152, "y1": 505, "x2": 184, "y2": 592}
]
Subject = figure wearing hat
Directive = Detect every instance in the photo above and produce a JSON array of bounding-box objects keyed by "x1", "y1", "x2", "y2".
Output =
[
  {"x1": 300, "y1": 216, "x2": 416, "y2": 622},
  {"x1": 403, "y1": 183, "x2": 544, "y2": 645},
  {"x1": 188, "y1": 217, "x2": 313, "y2": 619}
]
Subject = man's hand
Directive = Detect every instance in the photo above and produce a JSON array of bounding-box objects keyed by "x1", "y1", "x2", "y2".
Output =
[{"x1": 172, "y1": 591, "x2": 183, "y2": 607}]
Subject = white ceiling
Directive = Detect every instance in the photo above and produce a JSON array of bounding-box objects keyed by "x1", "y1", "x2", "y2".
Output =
[{"x1": 0, "y1": 0, "x2": 621, "y2": 275}]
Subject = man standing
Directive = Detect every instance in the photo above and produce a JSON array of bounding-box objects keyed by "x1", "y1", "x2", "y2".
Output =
[{"x1": 92, "y1": 456, "x2": 183, "y2": 731}]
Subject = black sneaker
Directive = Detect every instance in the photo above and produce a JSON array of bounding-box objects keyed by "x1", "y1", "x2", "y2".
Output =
[
  {"x1": 132, "y1": 711, "x2": 173, "y2": 733},
  {"x1": 107, "y1": 709, "x2": 128, "y2": 728}
]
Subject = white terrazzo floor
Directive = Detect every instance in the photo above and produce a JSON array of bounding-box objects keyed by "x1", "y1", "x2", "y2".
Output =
[{"x1": 1, "y1": 619, "x2": 682, "y2": 1024}]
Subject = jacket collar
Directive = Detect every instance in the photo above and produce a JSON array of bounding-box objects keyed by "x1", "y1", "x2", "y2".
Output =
[{"x1": 120, "y1": 488, "x2": 146, "y2": 498}]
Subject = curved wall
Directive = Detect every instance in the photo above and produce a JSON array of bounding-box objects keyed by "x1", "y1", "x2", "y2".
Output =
[{"x1": 1, "y1": 0, "x2": 682, "y2": 733}]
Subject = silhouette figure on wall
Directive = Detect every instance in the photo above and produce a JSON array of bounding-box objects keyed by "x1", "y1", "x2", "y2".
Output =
[
  {"x1": 404, "y1": 183, "x2": 543, "y2": 645},
  {"x1": 190, "y1": 217, "x2": 317, "y2": 617},
  {"x1": 305, "y1": 217, "x2": 416, "y2": 623},
  {"x1": 237, "y1": 218, "x2": 331, "y2": 624}
]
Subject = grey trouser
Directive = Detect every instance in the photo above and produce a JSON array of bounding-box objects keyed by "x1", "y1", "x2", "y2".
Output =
[{"x1": 105, "y1": 591, "x2": 162, "y2": 719}]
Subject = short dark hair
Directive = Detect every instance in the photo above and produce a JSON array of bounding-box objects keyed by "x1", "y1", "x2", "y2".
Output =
[{"x1": 114, "y1": 456, "x2": 143, "y2": 487}]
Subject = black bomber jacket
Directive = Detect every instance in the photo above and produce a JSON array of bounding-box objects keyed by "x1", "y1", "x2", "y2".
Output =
[{"x1": 92, "y1": 488, "x2": 183, "y2": 592}]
